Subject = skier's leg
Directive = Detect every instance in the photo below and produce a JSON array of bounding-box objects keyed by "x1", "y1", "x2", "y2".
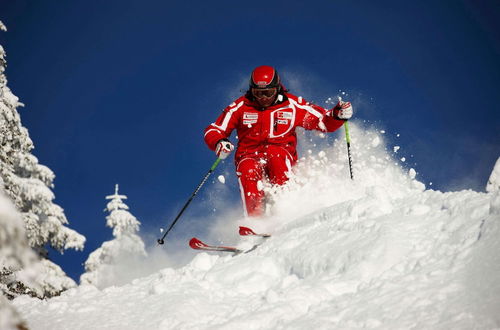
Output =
[
  {"x1": 266, "y1": 146, "x2": 294, "y2": 185},
  {"x1": 236, "y1": 158, "x2": 265, "y2": 217}
]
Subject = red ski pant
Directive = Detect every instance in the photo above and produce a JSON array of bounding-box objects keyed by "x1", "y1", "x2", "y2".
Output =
[{"x1": 236, "y1": 145, "x2": 295, "y2": 217}]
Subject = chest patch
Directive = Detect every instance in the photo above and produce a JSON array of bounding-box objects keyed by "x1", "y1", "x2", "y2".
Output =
[
  {"x1": 243, "y1": 112, "x2": 258, "y2": 125},
  {"x1": 277, "y1": 119, "x2": 288, "y2": 125},
  {"x1": 278, "y1": 111, "x2": 293, "y2": 120}
]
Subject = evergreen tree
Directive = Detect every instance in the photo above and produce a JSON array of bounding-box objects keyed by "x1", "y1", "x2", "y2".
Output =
[
  {"x1": 0, "y1": 186, "x2": 32, "y2": 330},
  {"x1": 0, "y1": 21, "x2": 85, "y2": 299},
  {"x1": 81, "y1": 185, "x2": 146, "y2": 289}
]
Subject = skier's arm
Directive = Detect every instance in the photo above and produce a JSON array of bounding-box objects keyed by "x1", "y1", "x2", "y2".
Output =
[
  {"x1": 204, "y1": 100, "x2": 243, "y2": 151},
  {"x1": 293, "y1": 96, "x2": 347, "y2": 133},
  {"x1": 319, "y1": 106, "x2": 347, "y2": 132}
]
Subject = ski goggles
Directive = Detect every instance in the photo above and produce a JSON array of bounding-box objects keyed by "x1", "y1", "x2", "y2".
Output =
[{"x1": 251, "y1": 88, "x2": 277, "y2": 98}]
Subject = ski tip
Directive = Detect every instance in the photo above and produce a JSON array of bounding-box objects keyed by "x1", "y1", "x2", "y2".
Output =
[
  {"x1": 189, "y1": 237, "x2": 207, "y2": 249},
  {"x1": 239, "y1": 226, "x2": 271, "y2": 238},
  {"x1": 189, "y1": 238, "x2": 241, "y2": 253},
  {"x1": 239, "y1": 226, "x2": 256, "y2": 236}
]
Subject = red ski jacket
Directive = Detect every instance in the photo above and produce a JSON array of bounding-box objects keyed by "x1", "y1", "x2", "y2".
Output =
[{"x1": 204, "y1": 92, "x2": 345, "y2": 164}]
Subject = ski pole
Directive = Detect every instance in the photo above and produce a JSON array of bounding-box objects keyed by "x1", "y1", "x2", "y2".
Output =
[
  {"x1": 157, "y1": 158, "x2": 222, "y2": 245},
  {"x1": 344, "y1": 121, "x2": 354, "y2": 180}
]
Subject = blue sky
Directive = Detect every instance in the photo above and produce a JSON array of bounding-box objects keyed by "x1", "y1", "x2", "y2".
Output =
[{"x1": 1, "y1": 0, "x2": 499, "y2": 281}]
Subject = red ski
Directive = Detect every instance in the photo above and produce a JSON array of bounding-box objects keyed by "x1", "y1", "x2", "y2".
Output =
[
  {"x1": 189, "y1": 237, "x2": 242, "y2": 253},
  {"x1": 189, "y1": 227, "x2": 271, "y2": 254},
  {"x1": 239, "y1": 226, "x2": 271, "y2": 238}
]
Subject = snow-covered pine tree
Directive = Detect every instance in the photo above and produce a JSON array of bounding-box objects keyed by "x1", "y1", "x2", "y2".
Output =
[
  {"x1": 80, "y1": 185, "x2": 147, "y2": 289},
  {"x1": 0, "y1": 21, "x2": 85, "y2": 299},
  {"x1": 0, "y1": 185, "x2": 33, "y2": 330}
]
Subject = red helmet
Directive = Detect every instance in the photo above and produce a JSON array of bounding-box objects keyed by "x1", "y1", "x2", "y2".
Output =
[{"x1": 249, "y1": 65, "x2": 281, "y2": 89}]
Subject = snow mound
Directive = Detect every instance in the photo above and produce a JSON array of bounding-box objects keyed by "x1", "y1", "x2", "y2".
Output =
[{"x1": 13, "y1": 124, "x2": 500, "y2": 329}]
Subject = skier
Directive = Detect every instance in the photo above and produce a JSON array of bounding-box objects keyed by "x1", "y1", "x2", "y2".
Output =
[{"x1": 204, "y1": 65, "x2": 353, "y2": 217}]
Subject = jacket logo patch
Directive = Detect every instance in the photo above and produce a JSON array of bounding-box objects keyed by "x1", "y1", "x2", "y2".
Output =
[
  {"x1": 278, "y1": 111, "x2": 293, "y2": 119},
  {"x1": 244, "y1": 113, "x2": 259, "y2": 120},
  {"x1": 277, "y1": 119, "x2": 288, "y2": 125},
  {"x1": 243, "y1": 112, "x2": 258, "y2": 125}
]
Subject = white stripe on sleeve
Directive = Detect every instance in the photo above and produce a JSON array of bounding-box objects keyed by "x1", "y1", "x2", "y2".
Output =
[{"x1": 212, "y1": 100, "x2": 244, "y2": 132}]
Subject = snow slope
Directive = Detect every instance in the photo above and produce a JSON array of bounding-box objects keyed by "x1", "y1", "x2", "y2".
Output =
[{"x1": 13, "y1": 124, "x2": 500, "y2": 329}]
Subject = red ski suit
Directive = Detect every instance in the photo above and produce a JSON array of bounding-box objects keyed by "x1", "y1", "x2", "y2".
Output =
[{"x1": 204, "y1": 92, "x2": 345, "y2": 217}]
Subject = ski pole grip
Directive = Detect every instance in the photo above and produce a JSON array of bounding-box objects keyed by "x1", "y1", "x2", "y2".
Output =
[
  {"x1": 344, "y1": 121, "x2": 354, "y2": 180},
  {"x1": 344, "y1": 121, "x2": 351, "y2": 144},
  {"x1": 211, "y1": 157, "x2": 222, "y2": 171}
]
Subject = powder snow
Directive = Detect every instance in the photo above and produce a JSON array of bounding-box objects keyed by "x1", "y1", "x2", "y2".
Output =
[{"x1": 12, "y1": 124, "x2": 500, "y2": 330}]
